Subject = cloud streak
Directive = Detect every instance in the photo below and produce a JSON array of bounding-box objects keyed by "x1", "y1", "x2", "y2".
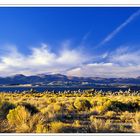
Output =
[{"x1": 96, "y1": 10, "x2": 140, "y2": 47}]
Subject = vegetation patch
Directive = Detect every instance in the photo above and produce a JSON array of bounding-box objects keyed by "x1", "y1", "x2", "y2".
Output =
[
  {"x1": 74, "y1": 98, "x2": 92, "y2": 111},
  {"x1": 0, "y1": 102, "x2": 15, "y2": 119},
  {"x1": 108, "y1": 101, "x2": 140, "y2": 112},
  {"x1": 20, "y1": 102, "x2": 39, "y2": 115},
  {"x1": 0, "y1": 90, "x2": 139, "y2": 133}
]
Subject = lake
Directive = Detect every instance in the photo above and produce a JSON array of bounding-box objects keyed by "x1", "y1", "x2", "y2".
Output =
[{"x1": 0, "y1": 85, "x2": 140, "y2": 92}]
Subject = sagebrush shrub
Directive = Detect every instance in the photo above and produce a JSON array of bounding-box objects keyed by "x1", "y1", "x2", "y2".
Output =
[
  {"x1": 7, "y1": 106, "x2": 30, "y2": 127},
  {"x1": 0, "y1": 91, "x2": 140, "y2": 133},
  {"x1": 108, "y1": 101, "x2": 140, "y2": 112},
  {"x1": 25, "y1": 113, "x2": 48, "y2": 133},
  {"x1": 72, "y1": 120, "x2": 81, "y2": 127},
  {"x1": 132, "y1": 112, "x2": 140, "y2": 132},
  {"x1": 0, "y1": 101, "x2": 15, "y2": 119},
  {"x1": 53, "y1": 103, "x2": 62, "y2": 112},
  {"x1": 20, "y1": 102, "x2": 39, "y2": 115},
  {"x1": 36, "y1": 123, "x2": 48, "y2": 133},
  {"x1": 74, "y1": 98, "x2": 91, "y2": 111},
  {"x1": 49, "y1": 121, "x2": 68, "y2": 133},
  {"x1": 120, "y1": 111, "x2": 133, "y2": 122},
  {"x1": 105, "y1": 111, "x2": 116, "y2": 118},
  {"x1": 90, "y1": 118, "x2": 112, "y2": 132}
]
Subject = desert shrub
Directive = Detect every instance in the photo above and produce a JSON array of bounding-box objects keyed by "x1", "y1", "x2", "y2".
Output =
[
  {"x1": 90, "y1": 108, "x2": 99, "y2": 115},
  {"x1": 105, "y1": 101, "x2": 125, "y2": 112},
  {"x1": 90, "y1": 118, "x2": 112, "y2": 133},
  {"x1": 105, "y1": 111, "x2": 116, "y2": 118},
  {"x1": 93, "y1": 100, "x2": 111, "y2": 114},
  {"x1": 20, "y1": 102, "x2": 39, "y2": 115},
  {"x1": 127, "y1": 102, "x2": 140, "y2": 112},
  {"x1": 49, "y1": 121, "x2": 68, "y2": 133},
  {"x1": 0, "y1": 119, "x2": 11, "y2": 133},
  {"x1": 41, "y1": 105, "x2": 55, "y2": 119},
  {"x1": 108, "y1": 101, "x2": 140, "y2": 112},
  {"x1": 47, "y1": 98, "x2": 56, "y2": 104},
  {"x1": 0, "y1": 101, "x2": 15, "y2": 119},
  {"x1": 90, "y1": 99, "x2": 98, "y2": 106},
  {"x1": 132, "y1": 112, "x2": 140, "y2": 132},
  {"x1": 74, "y1": 98, "x2": 92, "y2": 111},
  {"x1": 53, "y1": 103, "x2": 62, "y2": 112},
  {"x1": 95, "y1": 106, "x2": 107, "y2": 114},
  {"x1": 89, "y1": 115, "x2": 96, "y2": 121},
  {"x1": 40, "y1": 107, "x2": 48, "y2": 114},
  {"x1": 67, "y1": 104, "x2": 75, "y2": 113},
  {"x1": 120, "y1": 111, "x2": 133, "y2": 122},
  {"x1": 36, "y1": 123, "x2": 48, "y2": 133},
  {"x1": 27, "y1": 113, "x2": 48, "y2": 133},
  {"x1": 7, "y1": 106, "x2": 48, "y2": 133},
  {"x1": 7, "y1": 106, "x2": 30, "y2": 127},
  {"x1": 40, "y1": 103, "x2": 63, "y2": 121},
  {"x1": 1, "y1": 91, "x2": 140, "y2": 133},
  {"x1": 97, "y1": 97, "x2": 110, "y2": 106},
  {"x1": 47, "y1": 103, "x2": 63, "y2": 112},
  {"x1": 49, "y1": 121, "x2": 85, "y2": 133},
  {"x1": 72, "y1": 120, "x2": 81, "y2": 127},
  {"x1": 94, "y1": 100, "x2": 113, "y2": 114}
]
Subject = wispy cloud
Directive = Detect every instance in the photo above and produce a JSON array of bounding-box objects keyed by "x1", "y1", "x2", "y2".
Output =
[
  {"x1": 96, "y1": 10, "x2": 140, "y2": 47},
  {"x1": 80, "y1": 30, "x2": 92, "y2": 45},
  {"x1": 109, "y1": 47, "x2": 140, "y2": 66},
  {"x1": 67, "y1": 63, "x2": 140, "y2": 78},
  {"x1": 67, "y1": 46, "x2": 140, "y2": 78}
]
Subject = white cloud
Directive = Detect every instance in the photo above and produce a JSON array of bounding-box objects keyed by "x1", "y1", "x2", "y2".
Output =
[
  {"x1": 109, "y1": 47, "x2": 140, "y2": 66},
  {"x1": 57, "y1": 49, "x2": 86, "y2": 65},
  {"x1": 67, "y1": 63, "x2": 140, "y2": 78},
  {"x1": 67, "y1": 46, "x2": 140, "y2": 78},
  {"x1": 0, "y1": 43, "x2": 89, "y2": 77},
  {"x1": 1, "y1": 43, "x2": 140, "y2": 78},
  {"x1": 29, "y1": 44, "x2": 56, "y2": 66}
]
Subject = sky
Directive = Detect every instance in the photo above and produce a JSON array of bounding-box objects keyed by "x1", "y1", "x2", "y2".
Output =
[{"x1": 0, "y1": 7, "x2": 140, "y2": 78}]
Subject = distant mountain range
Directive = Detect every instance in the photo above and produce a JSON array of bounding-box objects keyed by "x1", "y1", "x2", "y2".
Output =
[{"x1": 0, "y1": 74, "x2": 140, "y2": 86}]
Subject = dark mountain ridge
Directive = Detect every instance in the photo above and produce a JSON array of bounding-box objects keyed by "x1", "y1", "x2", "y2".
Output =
[{"x1": 0, "y1": 74, "x2": 140, "y2": 86}]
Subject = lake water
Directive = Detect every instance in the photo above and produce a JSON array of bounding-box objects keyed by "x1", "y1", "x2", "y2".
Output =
[{"x1": 0, "y1": 86, "x2": 140, "y2": 92}]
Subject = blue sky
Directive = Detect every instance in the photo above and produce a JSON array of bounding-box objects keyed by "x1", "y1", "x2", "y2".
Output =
[{"x1": 0, "y1": 7, "x2": 140, "y2": 77}]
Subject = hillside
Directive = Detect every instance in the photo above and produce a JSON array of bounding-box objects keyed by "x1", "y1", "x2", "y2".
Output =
[{"x1": 0, "y1": 74, "x2": 140, "y2": 86}]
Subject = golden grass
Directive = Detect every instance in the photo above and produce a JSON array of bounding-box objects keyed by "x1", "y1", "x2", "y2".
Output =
[{"x1": 0, "y1": 89, "x2": 139, "y2": 133}]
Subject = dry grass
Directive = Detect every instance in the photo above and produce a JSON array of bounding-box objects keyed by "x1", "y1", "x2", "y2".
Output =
[
  {"x1": 90, "y1": 117, "x2": 112, "y2": 132},
  {"x1": 132, "y1": 112, "x2": 140, "y2": 132},
  {"x1": 0, "y1": 89, "x2": 139, "y2": 133}
]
